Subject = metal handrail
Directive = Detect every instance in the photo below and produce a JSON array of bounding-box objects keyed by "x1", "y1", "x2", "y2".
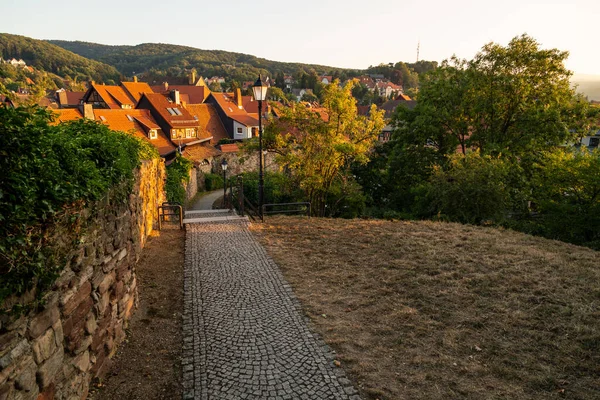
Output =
[
  {"x1": 158, "y1": 202, "x2": 183, "y2": 229},
  {"x1": 262, "y1": 202, "x2": 311, "y2": 218}
]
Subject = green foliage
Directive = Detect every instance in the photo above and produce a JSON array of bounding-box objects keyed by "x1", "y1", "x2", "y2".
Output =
[
  {"x1": 0, "y1": 34, "x2": 121, "y2": 83},
  {"x1": 204, "y1": 173, "x2": 224, "y2": 191},
  {"x1": 49, "y1": 40, "x2": 347, "y2": 84},
  {"x1": 240, "y1": 172, "x2": 305, "y2": 206},
  {"x1": 513, "y1": 149, "x2": 600, "y2": 249},
  {"x1": 165, "y1": 154, "x2": 192, "y2": 205},
  {"x1": 398, "y1": 35, "x2": 577, "y2": 160},
  {"x1": 260, "y1": 79, "x2": 385, "y2": 216},
  {"x1": 415, "y1": 152, "x2": 517, "y2": 224},
  {"x1": 0, "y1": 106, "x2": 155, "y2": 310}
]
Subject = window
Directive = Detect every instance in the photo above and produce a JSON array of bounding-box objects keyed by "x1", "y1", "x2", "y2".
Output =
[
  {"x1": 237, "y1": 127, "x2": 243, "y2": 134},
  {"x1": 173, "y1": 108, "x2": 183, "y2": 116},
  {"x1": 590, "y1": 137, "x2": 599, "y2": 147},
  {"x1": 166, "y1": 108, "x2": 176, "y2": 116},
  {"x1": 185, "y1": 128, "x2": 195, "y2": 138},
  {"x1": 149, "y1": 130, "x2": 157, "y2": 139},
  {"x1": 171, "y1": 130, "x2": 177, "y2": 139}
]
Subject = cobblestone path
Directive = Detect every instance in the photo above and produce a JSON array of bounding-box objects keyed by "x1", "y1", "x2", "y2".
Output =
[{"x1": 183, "y1": 219, "x2": 361, "y2": 400}]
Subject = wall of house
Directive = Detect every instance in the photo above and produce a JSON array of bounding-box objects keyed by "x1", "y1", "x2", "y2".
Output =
[
  {"x1": 233, "y1": 121, "x2": 252, "y2": 140},
  {"x1": 0, "y1": 158, "x2": 166, "y2": 400}
]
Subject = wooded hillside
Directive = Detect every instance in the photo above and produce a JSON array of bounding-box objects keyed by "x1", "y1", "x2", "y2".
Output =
[{"x1": 0, "y1": 33, "x2": 121, "y2": 83}]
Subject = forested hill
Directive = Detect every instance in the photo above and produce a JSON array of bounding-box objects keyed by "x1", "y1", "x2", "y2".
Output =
[
  {"x1": 48, "y1": 40, "x2": 349, "y2": 83},
  {"x1": 0, "y1": 33, "x2": 121, "y2": 84}
]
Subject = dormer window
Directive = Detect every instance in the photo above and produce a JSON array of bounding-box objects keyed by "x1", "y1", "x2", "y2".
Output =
[{"x1": 149, "y1": 129, "x2": 157, "y2": 140}]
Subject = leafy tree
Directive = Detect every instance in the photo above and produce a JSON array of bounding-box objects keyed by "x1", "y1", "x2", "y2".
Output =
[
  {"x1": 526, "y1": 149, "x2": 600, "y2": 248},
  {"x1": 260, "y1": 79, "x2": 384, "y2": 216},
  {"x1": 394, "y1": 34, "x2": 579, "y2": 160}
]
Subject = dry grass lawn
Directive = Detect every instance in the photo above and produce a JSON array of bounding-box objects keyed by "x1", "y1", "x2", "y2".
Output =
[{"x1": 251, "y1": 216, "x2": 600, "y2": 400}]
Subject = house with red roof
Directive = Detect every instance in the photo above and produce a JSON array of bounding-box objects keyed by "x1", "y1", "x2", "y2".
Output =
[
  {"x1": 136, "y1": 93, "x2": 203, "y2": 150},
  {"x1": 56, "y1": 89, "x2": 85, "y2": 108},
  {"x1": 206, "y1": 89, "x2": 259, "y2": 140},
  {"x1": 81, "y1": 82, "x2": 135, "y2": 109},
  {"x1": 150, "y1": 83, "x2": 208, "y2": 105}
]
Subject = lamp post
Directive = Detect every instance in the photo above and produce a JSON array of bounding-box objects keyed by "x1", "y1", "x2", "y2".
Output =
[
  {"x1": 252, "y1": 75, "x2": 268, "y2": 221},
  {"x1": 221, "y1": 158, "x2": 228, "y2": 208}
]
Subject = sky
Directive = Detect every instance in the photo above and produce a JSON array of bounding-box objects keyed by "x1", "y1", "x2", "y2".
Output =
[{"x1": 1, "y1": 0, "x2": 599, "y2": 75}]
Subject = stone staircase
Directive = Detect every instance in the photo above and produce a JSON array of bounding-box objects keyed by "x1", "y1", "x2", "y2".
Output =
[{"x1": 183, "y1": 208, "x2": 249, "y2": 224}]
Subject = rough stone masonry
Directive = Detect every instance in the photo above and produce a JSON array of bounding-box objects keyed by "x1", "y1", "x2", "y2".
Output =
[
  {"x1": 0, "y1": 158, "x2": 165, "y2": 400},
  {"x1": 183, "y1": 219, "x2": 361, "y2": 400}
]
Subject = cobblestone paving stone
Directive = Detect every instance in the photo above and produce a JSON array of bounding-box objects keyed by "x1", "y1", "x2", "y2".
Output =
[{"x1": 183, "y1": 219, "x2": 361, "y2": 400}]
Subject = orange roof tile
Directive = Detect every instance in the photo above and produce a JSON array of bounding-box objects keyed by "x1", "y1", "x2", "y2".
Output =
[
  {"x1": 231, "y1": 114, "x2": 259, "y2": 127},
  {"x1": 140, "y1": 93, "x2": 198, "y2": 129},
  {"x1": 182, "y1": 143, "x2": 222, "y2": 164},
  {"x1": 85, "y1": 83, "x2": 134, "y2": 109},
  {"x1": 218, "y1": 143, "x2": 240, "y2": 153},
  {"x1": 93, "y1": 109, "x2": 175, "y2": 156},
  {"x1": 150, "y1": 85, "x2": 206, "y2": 104},
  {"x1": 121, "y1": 81, "x2": 154, "y2": 103},
  {"x1": 51, "y1": 108, "x2": 83, "y2": 124},
  {"x1": 184, "y1": 104, "x2": 229, "y2": 143}
]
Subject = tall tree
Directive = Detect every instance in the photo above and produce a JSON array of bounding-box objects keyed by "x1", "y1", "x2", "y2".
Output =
[
  {"x1": 395, "y1": 34, "x2": 579, "y2": 159},
  {"x1": 262, "y1": 79, "x2": 385, "y2": 216}
]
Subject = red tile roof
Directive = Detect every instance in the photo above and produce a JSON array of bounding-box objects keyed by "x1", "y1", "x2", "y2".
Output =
[
  {"x1": 395, "y1": 93, "x2": 412, "y2": 101},
  {"x1": 141, "y1": 93, "x2": 199, "y2": 129},
  {"x1": 93, "y1": 109, "x2": 175, "y2": 156},
  {"x1": 121, "y1": 81, "x2": 154, "y2": 103},
  {"x1": 211, "y1": 92, "x2": 248, "y2": 116},
  {"x1": 150, "y1": 85, "x2": 206, "y2": 104},
  {"x1": 231, "y1": 114, "x2": 259, "y2": 127},
  {"x1": 65, "y1": 91, "x2": 85, "y2": 105},
  {"x1": 218, "y1": 143, "x2": 240, "y2": 153},
  {"x1": 85, "y1": 83, "x2": 134, "y2": 109},
  {"x1": 51, "y1": 108, "x2": 83, "y2": 123},
  {"x1": 184, "y1": 104, "x2": 229, "y2": 143},
  {"x1": 182, "y1": 143, "x2": 222, "y2": 164}
]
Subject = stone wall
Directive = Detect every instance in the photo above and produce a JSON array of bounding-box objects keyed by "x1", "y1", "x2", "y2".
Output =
[
  {"x1": 211, "y1": 152, "x2": 278, "y2": 176},
  {"x1": 0, "y1": 158, "x2": 166, "y2": 400},
  {"x1": 184, "y1": 167, "x2": 198, "y2": 203}
]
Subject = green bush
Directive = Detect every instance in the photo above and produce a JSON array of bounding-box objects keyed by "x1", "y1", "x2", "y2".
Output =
[
  {"x1": 204, "y1": 173, "x2": 224, "y2": 191},
  {"x1": 166, "y1": 154, "x2": 193, "y2": 205},
  {"x1": 0, "y1": 106, "x2": 157, "y2": 311},
  {"x1": 513, "y1": 149, "x2": 600, "y2": 249},
  {"x1": 416, "y1": 152, "x2": 517, "y2": 224},
  {"x1": 240, "y1": 171, "x2": 305, "y2": 206}
]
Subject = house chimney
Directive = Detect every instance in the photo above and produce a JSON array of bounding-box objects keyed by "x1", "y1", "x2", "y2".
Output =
[
  {"x1": 82, "y1": 103, "x2": 94, "y2": 120},
  {"x1": 133, "y1": 76, "x2": 138, "y2": 83},
  {"x1": 57, "y1": 90, "x2": 67, "y2": 108},
  {"x1": 171, "y1": 89, "x2": 180, "y2": 105},
  {"x1": 189, "y1": 70, "x2": 196, "y2": 85},
  {"x1": 164, "y1": 82, "x2": 169, "y2": 91},
  {"x1": 235, "y1": 88, "x2": 243, "y2": 109}
]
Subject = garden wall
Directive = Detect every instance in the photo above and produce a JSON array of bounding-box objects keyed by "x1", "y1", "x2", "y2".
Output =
[{"x1": 0, "y1": 158, "x2": 166, "y2": 400}]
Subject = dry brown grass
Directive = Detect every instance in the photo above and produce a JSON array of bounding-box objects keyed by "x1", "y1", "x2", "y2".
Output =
[{"x1": 250, "y1": 217, "x2": 600, "y2": 400}]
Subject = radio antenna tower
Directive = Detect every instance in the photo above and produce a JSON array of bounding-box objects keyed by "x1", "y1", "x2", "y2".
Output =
[{"x1": 417, "y1": 40, "x2": 420, "y2": 62}]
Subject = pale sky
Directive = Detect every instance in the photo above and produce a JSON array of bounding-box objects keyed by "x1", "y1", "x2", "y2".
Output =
[{"x1": 1, "y1": 0, "x2": 598, "y2": 75}]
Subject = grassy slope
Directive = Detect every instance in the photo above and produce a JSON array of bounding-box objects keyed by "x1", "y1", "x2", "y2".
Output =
[
  {"x1": 251, "y1": 217, "x2": 600, "y2": 400},
  {"x1": 0, "y1": 33, "x2": 121, "y2": 83},
  {"x1": 48, "y1": 40, "x2": 348, "y2": 78}
]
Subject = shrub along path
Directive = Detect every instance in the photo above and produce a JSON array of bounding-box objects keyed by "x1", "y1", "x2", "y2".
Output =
[{"x1": 182, "y1": 213, "x2": 360, "y2": 399}]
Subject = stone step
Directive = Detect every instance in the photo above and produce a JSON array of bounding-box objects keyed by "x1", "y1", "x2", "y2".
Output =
[
  {"x1": 183, "y1": 216, "x2": 249, "y2": 224},
  {"x1": 185, "y1": 209, "x2": 231, "y2": 216}
]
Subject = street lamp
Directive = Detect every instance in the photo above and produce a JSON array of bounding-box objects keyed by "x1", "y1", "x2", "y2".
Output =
[
  {"x1": 252, "y1": 75, "x2": 268, "y2": 221},
  {"x1": 221, "y1": 158, "x2": 228, "y2": 208}
]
